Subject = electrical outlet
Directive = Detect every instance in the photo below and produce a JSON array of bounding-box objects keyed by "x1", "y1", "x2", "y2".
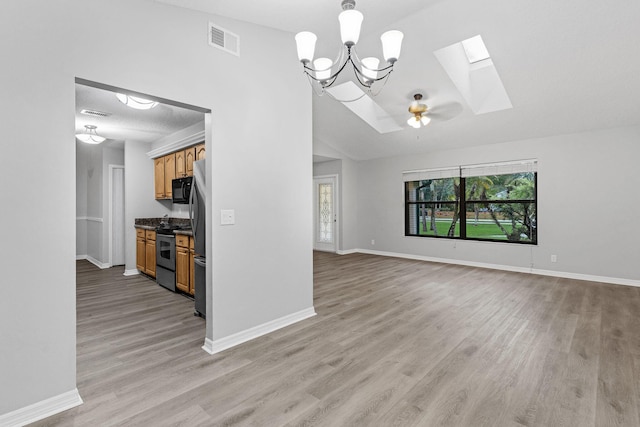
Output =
[
  {"x1": 221, "y1": 209, "x2": 235, "y2": 225},
  {"x1": 551, "y1": 254, "x2": 557, "y2": 263},
  {"x1": 371, "y1": 239, "x2": 375, "y2": 245}
]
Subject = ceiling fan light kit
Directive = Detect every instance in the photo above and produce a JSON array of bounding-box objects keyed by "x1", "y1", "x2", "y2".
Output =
[
  {"x1": 295, "y1": 0, "x2": 403, "y2": 97},
  {"x1": 76, "y1": 124, "x2": 106, "y2": 144},
  {"x1": 407, "y1": 93, "x2": 431, "y2": 128}
]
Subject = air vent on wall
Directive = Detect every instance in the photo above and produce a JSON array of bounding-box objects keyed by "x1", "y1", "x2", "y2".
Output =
[
  {"x1": 208, "y1": 22, "x2": 239, "y2": 57},
  {"x1": 80, "y1": 109, "x2": 111, "y2": 118}
]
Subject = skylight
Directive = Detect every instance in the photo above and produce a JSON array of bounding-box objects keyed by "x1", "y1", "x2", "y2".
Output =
[
  {"x1": 461, "y1": 35, "x2": 490, "y2": 64},
  {"x1": 434, "y1": 35, "x2": 512, "y2": 115}
]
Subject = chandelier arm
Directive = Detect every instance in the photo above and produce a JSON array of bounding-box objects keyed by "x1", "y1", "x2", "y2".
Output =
[
  {"x1": 350, "y1": 47, "x2": 395, "y2": 73},
  {"x1": 368, "y1": 71, "x2": 391, "y2": 97}
]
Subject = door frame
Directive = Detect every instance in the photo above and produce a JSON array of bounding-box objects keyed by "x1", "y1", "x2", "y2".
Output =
[
  {"x1": 108, "y1": 164, "x2": 125, "y2": 267},
  {"x1": 313, "y1": 174, "x2": 339, "y2": 253}
]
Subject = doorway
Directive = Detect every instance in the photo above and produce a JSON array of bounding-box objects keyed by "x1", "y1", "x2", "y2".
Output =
[
  {"x1": 109, "y1": 165, "x2": 125, "y2": 266},
  {"x1": 313, "y1": 175, "x2": 338, "y2": 252}
]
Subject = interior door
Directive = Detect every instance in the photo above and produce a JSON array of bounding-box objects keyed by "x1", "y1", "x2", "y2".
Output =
[{"x1": 313, "y1": 176, "x2": 338, "y2": 252}]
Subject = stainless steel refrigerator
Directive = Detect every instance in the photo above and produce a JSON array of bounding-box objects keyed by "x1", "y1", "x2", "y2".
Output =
[{"x1": 189, "y1": 159, "x2": 206, "y2": 317}]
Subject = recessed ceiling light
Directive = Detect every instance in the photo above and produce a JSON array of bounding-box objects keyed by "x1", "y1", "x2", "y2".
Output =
[{"x1": 461, "y1": 35, "x2": 490, "y2": 64}]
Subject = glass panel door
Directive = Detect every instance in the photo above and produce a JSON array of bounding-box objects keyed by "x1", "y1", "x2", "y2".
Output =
[{"x1": 314, "y1": 176, "x2": 337, "y2": 252}]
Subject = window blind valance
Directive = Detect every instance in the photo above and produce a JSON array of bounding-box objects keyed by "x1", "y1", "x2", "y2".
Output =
[
  {"x1": 460, "y1": 159, "x2": 537, "y2": 177},
  {"x1": 402, "y1": 166, "x2": 460, "y2": 182},
  {"x1": 403, "y1": 159, "x2": 537, "y2": 182}
]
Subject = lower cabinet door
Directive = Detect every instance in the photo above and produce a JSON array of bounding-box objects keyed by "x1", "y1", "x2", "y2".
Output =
[
  {"x1": 136, "y1": 238, "x2": 146, "y2": 271},
  {"x1": 176, "y1": 246, "x2": 190, "y2": 293},
  {"x1": 145, "y1": 241, "x2": 156, "y2": 278}
]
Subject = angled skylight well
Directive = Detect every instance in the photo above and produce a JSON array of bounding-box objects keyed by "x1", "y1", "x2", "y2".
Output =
[
  {"x1": 326, "y1": 82, "x2": 402, "y2": 134},
  {"x1": 435, "y1": 34, "x2": 512, "y2": 115}
]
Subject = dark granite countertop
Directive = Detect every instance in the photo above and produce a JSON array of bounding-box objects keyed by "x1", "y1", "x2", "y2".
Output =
[{"x1": 134, "y1": 218, "x2": 192, "y2": 235}]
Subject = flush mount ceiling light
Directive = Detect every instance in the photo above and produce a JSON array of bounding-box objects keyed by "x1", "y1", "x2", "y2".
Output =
[
  {"x1": 76, "y1": 125, "x2": 106, "y2": 144},
  {"x1": 407, "y1": 94, "x2": 431, "y2": 128},
  {"x1": 115, "y1": 93, "x2": 158, "y2": 110},
  {"x1": 295, "y1": 0, "x2": 403, "y2": 98}
]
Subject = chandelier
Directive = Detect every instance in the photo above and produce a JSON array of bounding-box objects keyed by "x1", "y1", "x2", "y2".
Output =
[
  {"x1": 294, "y1": 0, "x2": 403, "y2": 97},
  {"x1": 76, "y1": 125, "x2": 106, "y2": 144}
]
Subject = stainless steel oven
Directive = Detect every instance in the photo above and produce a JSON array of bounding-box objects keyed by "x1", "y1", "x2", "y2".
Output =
[{"x1": 156, "y1": 231, "x2": 176, "y2": 291}]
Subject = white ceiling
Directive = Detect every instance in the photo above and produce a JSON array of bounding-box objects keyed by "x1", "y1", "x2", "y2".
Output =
[
  {"x1": 75, "y1": 83, "x2": 204, "y2": 148},
  {"x1": 153, "y1": 0, "x2": 640, "y2": 160}
]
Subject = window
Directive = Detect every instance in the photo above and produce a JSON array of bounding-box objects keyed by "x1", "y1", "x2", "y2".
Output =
[{"x1": 405, "y1": 160, "x2": 537, "y2": 244}]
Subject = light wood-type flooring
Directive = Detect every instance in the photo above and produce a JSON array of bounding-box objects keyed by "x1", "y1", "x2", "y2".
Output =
[{"x1": 31, "y1": 252, "x2": 640, "y2": 426}]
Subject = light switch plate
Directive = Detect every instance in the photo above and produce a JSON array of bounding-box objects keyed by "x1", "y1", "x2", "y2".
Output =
[{"x1": 221, "y1": 209, "x2": 235, "y2": 225}]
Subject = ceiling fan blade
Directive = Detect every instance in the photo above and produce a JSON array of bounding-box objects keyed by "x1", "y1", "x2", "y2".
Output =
[{"x1": 427, "y1": 102, "x2": 463, "y2": 121}]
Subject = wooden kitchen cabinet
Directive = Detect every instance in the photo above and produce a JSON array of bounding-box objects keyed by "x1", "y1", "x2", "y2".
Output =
[
  {"x1": 135, "y1": 228, "x2": 156, "y2": 278},
  {"x1": 154, "y1": 154, "x2": 176, "y2": 200},
  {"x1": 164, "y1": 153, "x2": 175, "y2": 199},
  {"x1": 175, "y1": 234, "x2": 193, "y2": 295},
  {"x1": 153, "y1": 144, "x2": 202, "y2": 199},
  {"x1": 176, "y1": 150, "x2": 186, "y2": 178},
  {"x1": 176, "y1": 247, "x2": 190, "y2": 293},
  {"x1": 185, "y1": 147, "x2": 196, "y2": 176},
  {"x1": 136, "y1": 229, "x2": 146, "y2": 272},
  {"x1": 196, "y1": 143, "x2": 206, "y2": 160},
  {"x1": 144, "y1": 230, "x2": 156, "y2": 278},
  {"x1": 154, "y1": 158, "x2": 165, "y2": 199}
]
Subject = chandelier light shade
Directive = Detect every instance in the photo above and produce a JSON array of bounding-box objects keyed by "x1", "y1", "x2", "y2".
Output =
[
  {"x1": 314, "y1": 58, "x2": 334, "y2": 82},
  {"x1": 116, "y1": 93, "x2": 159, "y2": 110},
  {"x1": 361, "y1": 57, "x2": 380, "y2": 82},
  {"x1": 338, "y1": 9, "x2": 363, "y2": 46},
  {"x1": 295, "y1": 0, "x2": 403, "y2": 97},
  {"x1": 295, "y1": 31, "x2": 317, "y2": 63},
  {"x1": 76, "y1": 125, "x2": 106, "y2": 144},
  {"x1": 380, "y1": 30, "x2": 404, "y2": 63}
]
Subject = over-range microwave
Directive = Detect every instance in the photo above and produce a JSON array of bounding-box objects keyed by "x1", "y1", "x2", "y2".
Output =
[{"x1": 172, "y1": 176, "x2": 192, "y2": 204}]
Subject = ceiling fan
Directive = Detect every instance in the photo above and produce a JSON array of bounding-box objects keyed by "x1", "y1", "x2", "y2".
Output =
[
  {"x1": 407, "y1": 93, "x2": 430, "y2": 128},
  {"x1": 404, "y1": 92, "x2": 463, "y2": 129}
]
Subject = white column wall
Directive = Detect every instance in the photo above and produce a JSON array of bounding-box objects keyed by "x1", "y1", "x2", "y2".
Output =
[{"x1": 0, "y1": 0, "x2": 312, "y2": 417}]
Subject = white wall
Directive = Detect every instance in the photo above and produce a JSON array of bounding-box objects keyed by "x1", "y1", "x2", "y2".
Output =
[
  {"x1": 76, "y1": 142, "x2": 124, "y2": 266},
  {"x1": 355, "y1": 125, "x2": 640, "y2": 282},
  {"x1": 0, "y1": 0, "x2": 312, "y2": 419}
]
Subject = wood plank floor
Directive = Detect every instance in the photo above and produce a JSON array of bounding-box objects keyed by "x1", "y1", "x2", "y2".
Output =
[{"x1": 30, "y1": 252, "x2": 640, "y2": 426}]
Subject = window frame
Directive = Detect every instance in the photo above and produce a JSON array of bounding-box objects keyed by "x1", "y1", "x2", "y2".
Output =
[{"x1": 404, "y1": 172, "x2": 537, "y2": 245}]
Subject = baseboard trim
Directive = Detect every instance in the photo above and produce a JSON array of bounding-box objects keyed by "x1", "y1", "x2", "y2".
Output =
[
  {"x1": 123, "y1": 269, "x2": 140, "y2": 276},
  {"x1": 202, "y1": 307, "x2": 317, "y2": 355},
  {"x1": 355, "y1": 248, "x2": 640, "y2": 288},
  {"x1": 336, "y1": 249, "x2": 358, "y2": 255},
  {"x1": 0, "y1": 389, "x2": 82, "y2": 427},
  {"x1": 86, "y1": 256, "x2": 110, "y2": 269}
]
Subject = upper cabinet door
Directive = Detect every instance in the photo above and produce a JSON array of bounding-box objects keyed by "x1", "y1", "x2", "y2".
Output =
[
  {"x1": 185, "y1": 147, "x2": 196, "y2": 177},
  {"x1": 176, "y1": 150, "x2": 186, "y2": 178},
  {"x1": 196, "y1": 143, "x2": 206, "y2": 161},
  {"x1": 164, "y1": 153, "x2": 176, "y2": 199},
  {"x1": 154, "y1": 158, "x2": 165, "y2": 199}
]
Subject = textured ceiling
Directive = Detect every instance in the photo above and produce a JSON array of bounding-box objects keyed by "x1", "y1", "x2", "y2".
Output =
[
  {"x1": 149, "y1": 0, "x2": 640, "y2": 160},
  {"x1": 75, "y1": 83, "x2": 204, "y2": 148}
]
